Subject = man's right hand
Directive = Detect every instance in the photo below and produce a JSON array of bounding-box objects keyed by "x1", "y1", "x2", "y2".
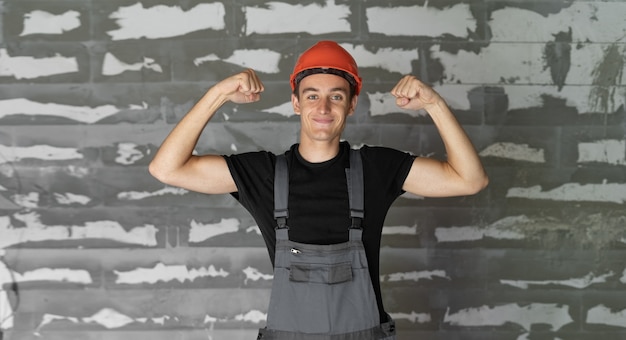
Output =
[{"x1": 215, "y1": 69, "x2": 265, "y2": 104}]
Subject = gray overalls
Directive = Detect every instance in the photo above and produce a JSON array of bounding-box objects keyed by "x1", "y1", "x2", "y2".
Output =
[{"x1": 257, "y1": 149, "x2": 396, "y2": 340}]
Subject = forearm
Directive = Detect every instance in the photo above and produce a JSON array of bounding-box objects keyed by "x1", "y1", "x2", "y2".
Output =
[{"x1": 149, "y1": 87, "x2": 227, "y2": 180}]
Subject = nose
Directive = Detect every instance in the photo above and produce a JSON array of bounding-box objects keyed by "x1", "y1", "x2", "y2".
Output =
[{"x1": 318, "y1": 98, "x2": 331, "y2": 114}]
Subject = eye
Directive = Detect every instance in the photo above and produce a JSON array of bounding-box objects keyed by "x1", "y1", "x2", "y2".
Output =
[
  {"x1": 306, "y1": 94, "x2": 319, "y2": 100},
  {"x1": 331, "y1": 94, "x2": 344, "y2": 101}
]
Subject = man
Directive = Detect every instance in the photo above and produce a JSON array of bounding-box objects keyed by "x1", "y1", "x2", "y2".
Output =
[{"x1": 149, "y1": 41, "x2": 488, "y2": 339}]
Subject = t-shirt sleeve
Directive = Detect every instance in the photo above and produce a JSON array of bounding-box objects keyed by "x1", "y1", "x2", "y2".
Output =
[
  {"x1": 223, "y1": 151, "x2": 276, "y2": 213},
  {"x1": 360, "y1": 146, "x2": 416, "y2": 200}
]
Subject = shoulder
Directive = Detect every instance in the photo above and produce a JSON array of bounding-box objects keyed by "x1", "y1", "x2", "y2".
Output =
[
  {"x1": 224, "y1": 150, "x2": 278, "y2": 177},
  {"x1": 358, "y1": 144, "x2": 415, "y2": 162}
]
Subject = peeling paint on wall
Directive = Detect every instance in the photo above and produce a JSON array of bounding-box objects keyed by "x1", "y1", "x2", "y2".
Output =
[
  {"x1": 0, "y1": 213, "x2": 158, "y2": 248},
  {"x1": 54, "y1": 192, "x2": 91, "y2": 205},
  {"x1": 117, "y1": 187, "x2": 188, "y2": 200},
  {"x1": 480, "y1": 142, "x2": 545, "y2": 163},
  {"x1": 490, "y1": 3, "x2": 626, "y2": 42},
  {"x1": 507, "y1": 181, "x2": 626, "y2": 203},
  {"x1": 0, "y1": 258, "x2": 15, "y2": 329},
  {"x1": 20, "y1": 10, "x2": 81, "y2": 36},
  {"x1": 242, "y1": 266, "x2": 272, "y2": 284},
  {"x1": 578, "y1": 139, "x2": 626, "y2": 165},
  {"x1": 194, "y1": 49, "x2": 281, "y2": 74},
  {"x1": 107, "y1": 3, "x2": 226, "y2": 40},
  {"x1": 382, "y1": 225, "x2": 418, "y2": 235},
  {"x1": 589, "y1": 44, "x2": 625, "y2": 113},
  {"x1": 444, "y1": 303, "x2": 572, "y2": 331},
  {"x1": 0, "y1": 145, "x2": 82, "y2": 164},
  {"x1": 189, "y1": 218, "x2": 239, "y2": 243},
  {"x1": 388, "y1": 311, "x2": 431, "y2": 324},
  {"x1": 0, "y1": 98, "x2": 145, "y2": 124},
  {"x1": 435, "y1": 216, "x2": 529, "y2": 242},
  {"x1": 115, "y1": 263, "x2": 228, "y2": 284},
  {"x1": 366, "y1": 4, "x2": 474, "y2": 37},
  {"x1": 586, "y1": 305, "x2": 626, "y2": 328},
  {"x1": 501, "y1": 271, "x2": 614, "y2": 289},
  {"x1": 245, "y1": 0, "x2": 350, "y2": 35},
  {"x1": 383, "y1": 270, "x2": 449, "y2": 282},
  {"x1": 9, "y1": 267, "x2": 92, "y2": 284},
  {"x1": 102, "y1": 53, "x2": 163, "y2": 76},
  {"x1": 0, "y1": 49, "x2": 78, "y2": 79}
]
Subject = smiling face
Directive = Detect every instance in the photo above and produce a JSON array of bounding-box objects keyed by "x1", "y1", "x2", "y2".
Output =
[{"x1": 292, "y1": 73, "x2": 358, "y2": 146}]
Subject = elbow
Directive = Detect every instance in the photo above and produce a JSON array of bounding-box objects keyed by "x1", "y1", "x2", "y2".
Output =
[
  {"x1": 467, "y1": 173, "x2": 489, "y2": 195},
  {"x1": 148, "y1": 161, "x2": 170, "y2": 184}
]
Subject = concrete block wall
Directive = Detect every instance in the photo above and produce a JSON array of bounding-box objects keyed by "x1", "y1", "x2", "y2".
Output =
[{"x1": 1, "y1": 0, "x2": 625, "y2": 339}]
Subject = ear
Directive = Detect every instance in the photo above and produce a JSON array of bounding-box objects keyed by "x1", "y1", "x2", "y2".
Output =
[
  {"x1": 348, "y1": 95, "x2": 358, "y2": 116},
  {"x1": 291, "y1": 93, "x2": 301, "y2": 115}
]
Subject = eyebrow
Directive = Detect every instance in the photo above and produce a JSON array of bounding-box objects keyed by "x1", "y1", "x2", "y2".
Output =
[{"x1": 301, "y1": 87, "x2": 348, "y2": 94}]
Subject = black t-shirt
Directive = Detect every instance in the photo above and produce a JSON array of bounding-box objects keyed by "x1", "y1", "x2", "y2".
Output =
[{"x1": 224, "y1": 141, "x2": 415, "y2": 322}]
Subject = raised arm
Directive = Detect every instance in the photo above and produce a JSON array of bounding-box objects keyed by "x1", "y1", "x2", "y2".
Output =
[
  {"x1": 391, "y1": 75, "x2": 488, "y2": 197},
  {"x1": 149, "y1": 69, "x2": 264, "y2": 194}
]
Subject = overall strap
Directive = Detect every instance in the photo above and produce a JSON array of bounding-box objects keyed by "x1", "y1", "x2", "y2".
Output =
[
  {"x1": 274, "y1": 154, "x2": 289, "y2": 229},
  {"x1": 347, "y1": 149, "x2": 364, "y2": 229},
  {"x1": 273, "y1": 149, "x2": 364, "y2": 230}
]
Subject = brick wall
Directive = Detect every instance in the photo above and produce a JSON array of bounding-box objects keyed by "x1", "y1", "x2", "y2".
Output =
[{"x1": 1, "y1": 0, "x2": 625, "y2": 339}]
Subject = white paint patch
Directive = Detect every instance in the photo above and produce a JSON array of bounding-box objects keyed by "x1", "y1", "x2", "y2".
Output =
[
  {"x1": 501, "y1": 271, "x2": 614, "y2": 289},
  {"x1": 384, "y1": 270, "x2": 449, "y2": 282},
  {"x1": 491, "y1": 3, "x2": 626, "y2": 43},
  {"x1": 66, "y1": 165, "x2": 90, "y2": 178},
  {"x1": 340, "y1": 45, "x2": 416, "y2": 75},
  {"x1": 368, "y1": 92, "x2": 426, "y2": 117},
  {"x1": 37, "y1": 308, "x2": 174, "y2": 331},
  {"x1": 507, "y1": 181, "x2": 626, "y2": 204},
  {"x1": 13, "y1": 267, "x2": 92, "y2": 284},
  {"x1": 246, "y1": 225, "x2": 262, "y2": 235},
  {"x1": 480, "y1": 142, "x2": 545, "y2": 163},
  {"x1": 621, "y1": 268, "x2": 626, "y2": 283},
  {"x1": 54, "y1": 192, "x2": 91, "y2": 205},
  {"x1": 115, "y1": 263, "x2": 228, "y2": 284},
  {"x1": 194, "y1": 49, "x2": 281, "y2": 74},
  {"x1": 234, "y1": 310, "x2": 266, "y2": 324},
  {"x1": 115, "y1": 143, "x2": 144, "y2": 165},
  {"x1": 11, "y1": 192, "x2": 39, "y2": 208},
  {"x1": 117, "y1": 186, "x2": 188, "y2": 200},
  {"x1": 0, "y1": 144, "x2": 82, "y2": 164},
  {"x1": 503, "y1": 85, "x2": 626, "y2": 114},
  {"x1": 245, "y1": 0, "x2": 350, "y2": 35},
  {"x1": 108, "y1": 3, "x2": 226, "y2": 40},
  {"x1": 444, "y1": 303, "x2": 572, "y2": 331},
  {"x1": 189, "y1": 218, "x2": 239, "y2": 243},
  {"x1": 21, "y1": 10, "x2": 81, "y2": 36},
  {"x1": 382, "y1": 224, "x2": 418, "y2": 235},
  {"x1": 367, "y1": 4, "x2": 474, "y2": 37},
  {"x1": 0, "y1": 49, "x2": 78, "y2": 79},
  {"x1": 0, "y1": 212, "x2": 157, "y2": 248},
  {"x1": 0, "y1": 260, "x2": 15, "y2": 329},
  {"x1": 578, "y1": 139, "x2": 626, "y2": 165},
  {"x1": 242, "y1": 266, "x2": 273, "y2": 284},
  {"x1": 388, "y1": 311, "x2": 431, "y2": 324},
  {"x1": 0, "y1": 98, "x2": 145, "y2": 124},
  {"x1": 435, "y1": 215, "x2": 529, "y2": 242},
  {"x1": 586, "y1": 305, "x2": 626, "y2": 329},
  {"x1": 102, "y1": 53, "x2": 163, "y2": 76},
  {"x1": 262, "y1": 101, "x2": 296, "y2": 117}
]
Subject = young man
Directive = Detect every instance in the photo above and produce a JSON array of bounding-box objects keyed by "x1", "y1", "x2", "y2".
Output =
[{"x1": 150, "y1": 41, "x2": 488, "y2": 339}]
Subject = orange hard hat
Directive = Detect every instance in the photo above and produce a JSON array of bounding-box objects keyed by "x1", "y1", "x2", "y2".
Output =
[{"x1": 290, "y1": 41, "x2": 362, "y2": 95}]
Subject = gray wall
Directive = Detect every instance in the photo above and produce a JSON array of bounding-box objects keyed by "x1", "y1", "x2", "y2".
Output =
[{"x1": 1, "y1": 0, "x2": 625, "y2": 339}]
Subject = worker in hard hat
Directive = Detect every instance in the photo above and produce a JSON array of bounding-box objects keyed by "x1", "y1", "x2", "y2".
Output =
[{"x1": 149, "y1": 41, "x2": 488, "y2": 339}]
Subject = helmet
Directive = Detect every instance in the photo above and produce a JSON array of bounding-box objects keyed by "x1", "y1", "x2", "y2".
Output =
[{"x1": 290, "y1": 41, "x2": 362, "y2": 95}]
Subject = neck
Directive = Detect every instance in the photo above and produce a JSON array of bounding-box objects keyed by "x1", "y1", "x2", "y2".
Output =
[{"x1": 297, "y1": 139, "x2": 341, "y2": 163}]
